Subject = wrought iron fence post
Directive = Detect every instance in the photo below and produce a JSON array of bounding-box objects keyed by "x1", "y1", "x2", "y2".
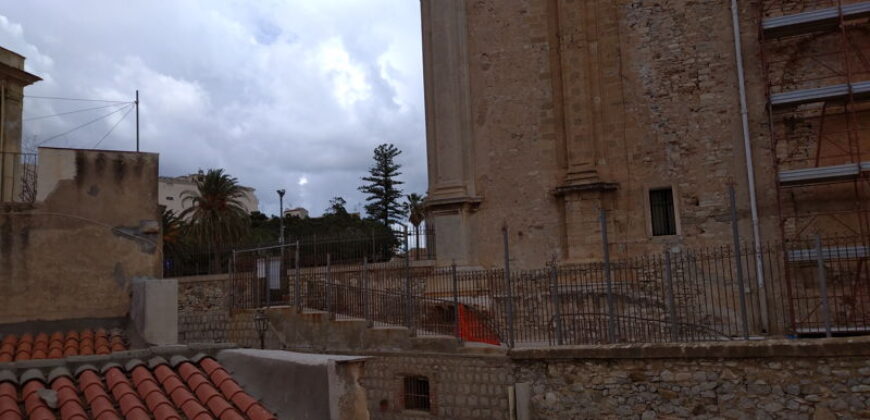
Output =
[
  {"x1": 599, "y1": 209, "x2": 618, "y2": 344},
  {"x1": 326, "y1": 253, "x2": 334, "y2": 320},
  {"x1": 729, "y1": 185, "x2": 750, "y2": 340},
  {"x1": 231, "y1": 250, "x2": 237, "y2": 309},
  {"x1": 452, "y1": 261, "x2": 461, "y2": 342},
  {"x1": 364, "y1": 257, "x2": 372, "y2": 328},
  {"x1": 664, "y1": 250, "x2": 679, "y2": 342},
  {"x1": 815, "y1": 235, "x2": 832, "y2": 338},
  {"x1": 503, "y1": 224, "x2": 515, "y2": 348},
  {"x1": 264, "y1": 252, "x2": 271, "y2": 309},
  {"x1": 294, "y1": 240, "x2": 302, "y2": 313},
  {"x1": 549, "y1": 263, "x2": 563, "y2": 346},
  {"x1": 404, "y1": 225, "x2": 415, "y2": 336}
]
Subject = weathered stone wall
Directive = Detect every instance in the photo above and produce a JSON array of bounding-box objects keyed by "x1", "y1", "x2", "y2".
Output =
[
  {"x1": 511, "y1": 338, "x2": 870, "y2": 419},
  {"x1": 0, "y1": 47, "x2": 40, "y2": 203},
  {"x1": 177, "y1": 276, "x2": 232, "y2": 344},
  {"x1": 178, "y1": 310, "x2": 231, "y2": 343},
  {"x1": 362, "y1": 353, "x2": 513, "y2": 419},
  {"x1": 177, "y1": 276, "x2": 288, "y2": 348},
  {"x1": 424, "y1": 0, "x2": 784, "y2": 268},
  {"x1": 178, "y1": 275, "x2": 230, "y2": 312},
  {"x1": 0, "y1": 147, "x2": 161, "y2": 323}
]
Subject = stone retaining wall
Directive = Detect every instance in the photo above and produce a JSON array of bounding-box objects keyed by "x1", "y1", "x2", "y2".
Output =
[
  {"x1": 178, "y1": 274, "x2": 229, "y2": 312},
  {"x1": 176, "y1": 281, "x2": 870, "y2": 419},
  {"x1": 510, "y1": 337, "x2": 870, "y2": 419},
  {"x1": 362, "y1": 353, "x2": 513, "y2": 419},
  {"x1": 177, "y1": 276, "x2": 233, "y2": 344}
]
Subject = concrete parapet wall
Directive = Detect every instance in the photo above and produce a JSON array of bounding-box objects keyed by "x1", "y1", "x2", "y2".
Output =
[
  {"x1": 217, "y1": 348, "x2": 370, "y2": 420},
  {"x1": 131, "y1": 278, "x2": 178, "y2": 345}
]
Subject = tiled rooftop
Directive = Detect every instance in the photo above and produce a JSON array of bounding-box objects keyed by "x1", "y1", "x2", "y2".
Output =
[
  {"x1": 0, "y1": 329, "x2": 127, "y2": 362},
  {"x1": 0, "y1": 353, "x2": 276, "y2": 420}
]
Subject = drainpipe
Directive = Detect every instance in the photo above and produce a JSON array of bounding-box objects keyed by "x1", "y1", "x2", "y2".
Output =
[
  {"x1": 0, "y1": 81, "x2": 6, "y2": 201},
  {"x1": 730, "y1": 0, "x2": 768, "y2": 329},
  {"x1": 0, "y1": 80, "x2": 5, "y2": 153}
]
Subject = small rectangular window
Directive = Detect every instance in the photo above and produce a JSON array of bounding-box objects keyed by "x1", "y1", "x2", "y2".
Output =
[
  {"x1": 649, "y1": 188, "x2": 677, "y2": 236},
  {"x1": 165, "y1": 196, "x2": 175, "y2": 201},
  {"x1": 403, "y1": 376, "x2": 430, "y2": 412}
]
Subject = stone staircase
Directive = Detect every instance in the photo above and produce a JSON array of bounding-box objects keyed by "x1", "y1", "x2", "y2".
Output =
[{"x1": 238, "y1": 306, "x2": 505, "y2": 355}]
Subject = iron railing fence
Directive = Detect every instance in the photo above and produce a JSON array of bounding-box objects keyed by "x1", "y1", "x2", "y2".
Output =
[
  {"x1": 231, "y1": 233, "x2": 870, "y2": 347},
  {"x1": 0, "y1": 151, "x2": 37, "y2": 204}
]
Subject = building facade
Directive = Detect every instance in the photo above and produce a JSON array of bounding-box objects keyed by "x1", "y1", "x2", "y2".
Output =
[
  {"x1": 159, "y1": 174, "x2": 259, "y2": 215},
  {"x1": 0, "y1": 46, "x2": 41, "y2": 202},
  {"x1": 422, "y1": 0, "x2": 870, "y2": 268},
  {"x1": 284, "y1": 207, "x2": 310, "y2": 219}
]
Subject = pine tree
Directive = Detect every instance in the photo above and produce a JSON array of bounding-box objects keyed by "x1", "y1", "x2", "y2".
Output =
[{"x1": 359, "y1": 143, "x2": 407, "y2": 226}]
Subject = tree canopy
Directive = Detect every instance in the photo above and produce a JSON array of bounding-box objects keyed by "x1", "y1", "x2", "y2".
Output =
[
  {"x1": 179, "y1": 168, "x2": 250, "y2": 250},
  {"x1": 358, "y1": 143, "x2": 407, "y2": 227}
]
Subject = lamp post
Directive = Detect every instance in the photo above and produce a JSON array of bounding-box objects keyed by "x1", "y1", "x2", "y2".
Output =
[
  {"x1": 277, "y1": 189, "x2": 286, "y2": 244},
  {"x1": 254, "y1": 309, "x2": 268, "y2": 349},
  {"x1": 276, "y1": 189, "x2": 286, "y2": 306}
]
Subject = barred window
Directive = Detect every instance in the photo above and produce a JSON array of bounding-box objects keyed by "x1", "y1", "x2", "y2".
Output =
[
  {"x1": 403, "y1": 376, "x2": 430, "y2": 411},
  {"x1": 650, "y1": 188, "x2": 677, "y2": 236}
]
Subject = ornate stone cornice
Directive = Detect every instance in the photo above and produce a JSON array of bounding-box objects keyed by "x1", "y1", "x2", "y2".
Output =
[
  {"x1": 0, "y1": 64, "x2": 41, "y2": 86},
  {"x1": 424, "y1": 195, "x2": 482, "y2": 212}
]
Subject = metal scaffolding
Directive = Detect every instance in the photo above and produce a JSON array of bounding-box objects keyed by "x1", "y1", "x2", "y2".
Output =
[
  {"x1": 760, "y1": 0, "x2": 870, "y2": 333},
  {"x1": 762, "y1": 0, "x2": 870, "y2": 238}
]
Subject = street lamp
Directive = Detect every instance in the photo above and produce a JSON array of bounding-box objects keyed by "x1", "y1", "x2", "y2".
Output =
[
  {"x1": 254, "y1": 309, "x2": 268, "y2": 349},
  {"x1": 277, "y1": 189, "x2": 286, "y2": 244}
]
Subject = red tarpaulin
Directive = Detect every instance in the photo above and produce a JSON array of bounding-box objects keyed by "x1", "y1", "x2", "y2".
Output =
[{"x1": 457, "y1": 304, "x2": 500, "y2": 345}]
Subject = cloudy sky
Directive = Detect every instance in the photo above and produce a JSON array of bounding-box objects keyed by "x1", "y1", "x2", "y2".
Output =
[{"x1": 0, "y1": 0, "x2": 426, "y2": 217}]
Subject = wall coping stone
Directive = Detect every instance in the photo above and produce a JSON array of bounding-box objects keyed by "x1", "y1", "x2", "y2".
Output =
[
  {"x1": 174, "y1": 274, "x2": 230, "y2": 284},
  {"x1": 508, "y1": 336, "x2": 870, "y2": 360}
]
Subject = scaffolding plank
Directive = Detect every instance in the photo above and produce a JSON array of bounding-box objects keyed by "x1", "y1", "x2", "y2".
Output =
[
  {"x1": 779, "y1": 162, "x2": 862, "y2": 185},
  {"x1": 763, "y1": 2, "x2": 870, "y2": 37},
  {"x1": 771, "y1": 81, "x2": 870, "y2": 108},
  {"x1": 787, "y1": 245, "x2": 869, "y2": 262}
]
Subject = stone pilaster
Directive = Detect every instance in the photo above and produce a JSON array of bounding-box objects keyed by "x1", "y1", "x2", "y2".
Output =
[{"x1": 421, "y1": 0, "x2": 479, "y2": 266}]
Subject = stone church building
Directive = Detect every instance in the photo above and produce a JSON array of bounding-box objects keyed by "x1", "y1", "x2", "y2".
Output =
[{"x1": 422, "y1": 0, "x2": 870, "y2": 268}]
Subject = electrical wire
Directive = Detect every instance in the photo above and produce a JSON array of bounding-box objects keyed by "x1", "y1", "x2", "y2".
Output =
[
  {"x1": 24, "y1": 95, "x2": 130, "y2": 103},
  {"x1": 24, "y1": 102, "x2": 132, "y2": 122},
  {"x1": 93, "y1": 104, "x2": 135, "y2": 149},
  {"x1": 35, "y1": 104, "x2": 133, "y2": 147}
]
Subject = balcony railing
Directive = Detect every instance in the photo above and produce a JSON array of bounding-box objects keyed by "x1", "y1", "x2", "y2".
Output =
[{"x1": 0, "y1": 151, "x2": 38, "y2": 203}]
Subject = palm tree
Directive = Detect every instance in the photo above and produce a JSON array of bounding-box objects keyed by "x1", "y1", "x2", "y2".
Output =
[
  {"x1": 161, "y1": 208, "x2": 184, "y2": 252},
  {"x1": 179, "y1": 169, "x2": 250, "y2": 273},
  {"x1": 161, "y1": 208, "x2": 186, "y2": 275},
  {"x1": 405, "y1": 193, "x2": 426, "y2": 259}
]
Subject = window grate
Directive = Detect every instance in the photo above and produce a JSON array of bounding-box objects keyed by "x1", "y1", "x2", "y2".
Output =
[
  {"x1": 403, "y1": 376, "x2": 430, "y2": 411},
  {"x1": 650, "y1": 188, "x2": 677, "y2": 236}
]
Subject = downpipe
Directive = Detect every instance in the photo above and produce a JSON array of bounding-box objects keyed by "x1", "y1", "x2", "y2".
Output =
[{"x1": 730, "y1": 0, "x2": 769, "y2": 330}]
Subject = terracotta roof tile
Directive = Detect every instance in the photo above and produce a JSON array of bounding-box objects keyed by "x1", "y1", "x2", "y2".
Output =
[
  {"x1": 22, "y1": 378, "x2": 55, "y2": 420},
  {"x1": 0, "y1": 329, "x2": 126, "y2": 362},
  {"x1": 0, "y1": 356, "x2": 275, "y2": 420},
  {"x1": 0, "y1": 381, "x2": 22, "y2": 420}
]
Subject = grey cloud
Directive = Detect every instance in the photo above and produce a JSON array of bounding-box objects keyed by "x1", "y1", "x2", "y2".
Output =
[{"x1": 0, "y1": 0, "x2": 426, "y2": 217}]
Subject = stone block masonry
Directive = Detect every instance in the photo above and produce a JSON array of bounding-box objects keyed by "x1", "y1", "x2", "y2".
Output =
[
  {"x1": 511, "y1": 337, "x2": 870, "y2": 419},
  {"x1": 362, "y1": 354, "x2": 514, "y2": 419},
  {"x1": 177, "y1": 275, "x2": 232, "y2": 344}
]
